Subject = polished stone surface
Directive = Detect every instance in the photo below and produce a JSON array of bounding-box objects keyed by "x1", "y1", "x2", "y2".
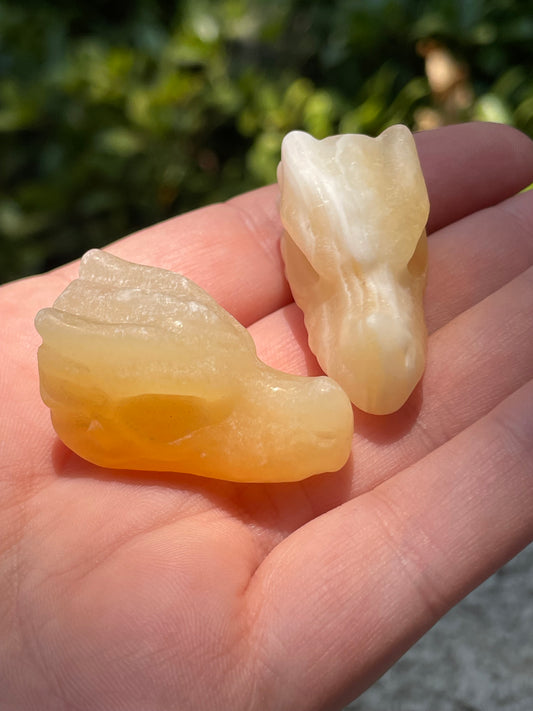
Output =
[{"x1": 279, "y1": 126, "x2": 429, "y2": 415}]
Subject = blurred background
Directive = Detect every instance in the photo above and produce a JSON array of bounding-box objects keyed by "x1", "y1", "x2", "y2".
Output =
[{"x1": 1, "y1": 0, "x2": 533, "y2": 283}]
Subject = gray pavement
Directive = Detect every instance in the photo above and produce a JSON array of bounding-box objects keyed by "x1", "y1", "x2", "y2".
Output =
[{"x1": 345, "y1": 543, "x2": 533, "y2": 710}]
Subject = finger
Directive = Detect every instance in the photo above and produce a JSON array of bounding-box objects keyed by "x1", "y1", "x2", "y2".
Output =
[
  {"x1": 426, "y1": 188, "x2": 533, "y2": 333},
  {"x1": 418, "y1": 122, "x2": 533, "y2": 234},
  {"x1": 251, "y1": 184, "x2": 533, "y2": 393},
  {"x1": 44, "y1": 123, "x2": 533, "y2": 329},
  {"x1": 27, "y1": 179, "x2": 533, "y2": 371},
  {"x1": 251, "y1": 265, "x2": 533, "y2": 496},
  {"x1": 350, "y1": 265, "x2": 533, "y2": 489},
  {"x1": 251, "y1": 187, "x2": 533, "y2": 367},
  {"x1": 247, "y1": 379, "x2": 533, "y2": 709}
]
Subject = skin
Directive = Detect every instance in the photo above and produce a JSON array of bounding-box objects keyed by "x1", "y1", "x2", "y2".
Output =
[{"x1": 1, "y1": 122, "x2": 532, "y2": 711}]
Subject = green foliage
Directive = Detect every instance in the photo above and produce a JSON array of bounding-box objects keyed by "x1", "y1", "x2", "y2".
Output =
[{"x1": 1, "y1": 0, "x2": 532, "y2": 282}]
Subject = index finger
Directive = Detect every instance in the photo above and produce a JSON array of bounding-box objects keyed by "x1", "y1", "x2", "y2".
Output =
[{"x1": 50, "y1": 122, "x2": 533, "y2": 328}]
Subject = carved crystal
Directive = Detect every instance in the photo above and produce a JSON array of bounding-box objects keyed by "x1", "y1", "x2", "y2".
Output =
[
  {"x1": 35, "y1": 250, "x2": 353, "y2": 482},
  {"x1": 278, "y1": 125, "x2": 429, "y2": 414}
]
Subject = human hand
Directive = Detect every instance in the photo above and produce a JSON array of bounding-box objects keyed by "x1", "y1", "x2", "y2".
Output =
[{"x1": 1, "y1": 122, "x2": 532, "y2": 711}]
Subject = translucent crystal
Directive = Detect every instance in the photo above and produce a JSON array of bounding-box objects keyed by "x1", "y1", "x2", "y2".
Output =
[
  {"x1": 278, "y1": 125, "x2": 429, "y2": 415},
  {"x1": 35, "y1": 250, "x2": 353, "y2": 482}
]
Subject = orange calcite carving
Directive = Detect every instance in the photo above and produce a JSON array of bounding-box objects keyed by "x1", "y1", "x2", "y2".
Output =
[
  {"x1": 278, "y1": 125, "x2": 430, "y2": 415},
  {"x1": 35, "y1": 250, "x2": 353, "y2": 482}
]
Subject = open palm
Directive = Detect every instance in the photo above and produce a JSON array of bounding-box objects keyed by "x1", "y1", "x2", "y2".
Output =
[{"x1": 1, "y1": 122, "x2": 532, "y2": 711}]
